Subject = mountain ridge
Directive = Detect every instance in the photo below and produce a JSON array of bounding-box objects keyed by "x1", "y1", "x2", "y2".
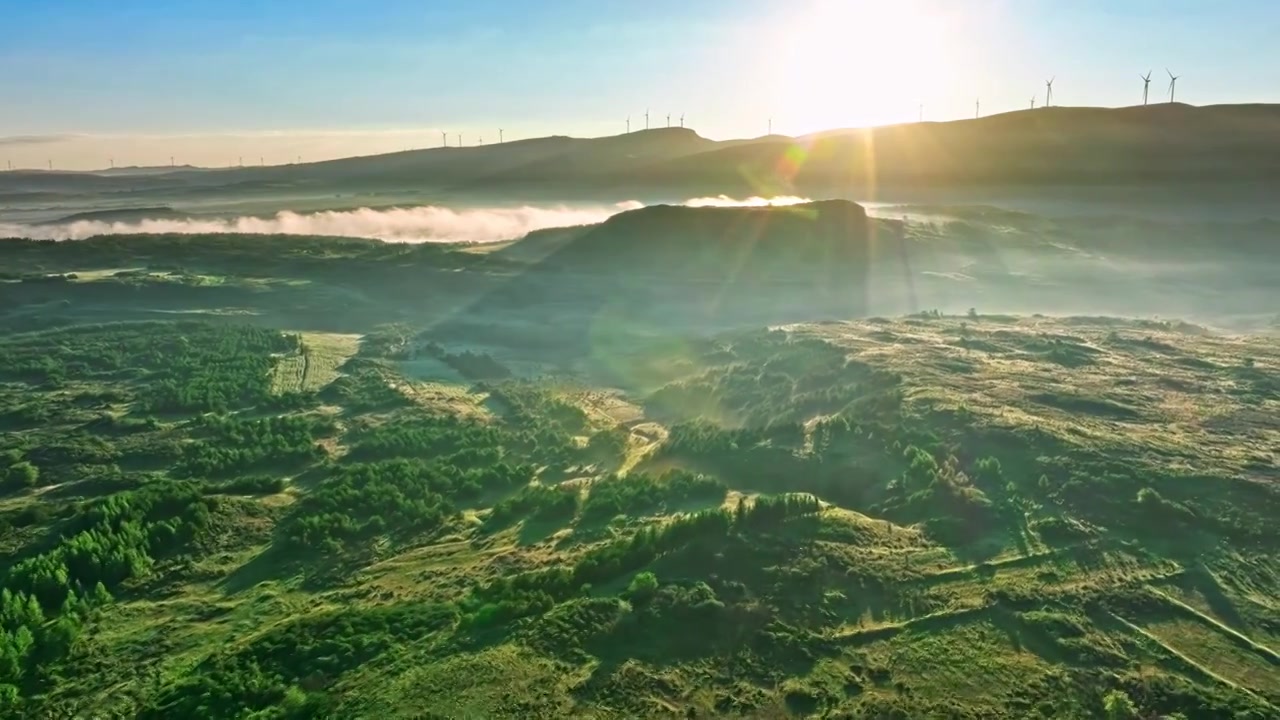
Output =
[{"x1": 5, "y1": 104, "x2": 1280, "y2": 197}]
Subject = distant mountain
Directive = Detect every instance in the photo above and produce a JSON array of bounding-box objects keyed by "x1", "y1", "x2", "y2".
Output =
[
  {"x1": 97, "y1": 165, "x2": 204, "y2": 176},
  {"x1": 6, "y1": 104, "x2": 1280, "y2": 199}
]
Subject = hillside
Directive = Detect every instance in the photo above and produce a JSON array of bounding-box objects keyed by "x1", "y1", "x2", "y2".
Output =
[
  {"x1": 529, "y1": 200, "x2": 876, "y2": 278},
  {"x1": 7, "y1": 105, "x2": 1280, "y2": 205},
  {"x1": 0, "y1": 278, "x2": 1275, "y2": 717}
]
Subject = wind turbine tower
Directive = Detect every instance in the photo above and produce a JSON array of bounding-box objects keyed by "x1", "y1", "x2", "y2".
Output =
[
  {"x1": 626, "y1": 116, "x2": 631, "y2": 133},
  {"x1": 1030, "y1": 96, "x2": 1036, "y2": 110},
  {"x1": 769, "y1": 117, "x2": 773, "y2": 134},
  {"x1": 109, "y1": 157, "x2": 114, "y2": 169},
  {"x1": 975, "y1": 98, "x2": 981, "y2": 118},
  {"x1": 441, "y1": 131, "x2": 447, "y2": 147},
  {"x1": 1045, "y1": 77, "x2": 1055, "y2": 107},
  {"x1": 1167, "y1": 69, "x2": 1180, "y2": 103},
  {"x1": 1141, "y1": 71, "x2": 1153, "y2": 105},
  {"x1": 666, "y1": 113, "x2": 670, "y2": 128},
  {"x1": 499, "y1": 129, "x2": 504, "y2": 143},
  {"x1": 645, "y1": 108, "x2": 650, "y2": 130},
  {"x1": 680, "y1": 113, "x2": 685, "y2": 128}
]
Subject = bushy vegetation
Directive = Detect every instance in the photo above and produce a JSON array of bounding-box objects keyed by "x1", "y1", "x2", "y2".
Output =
[
  {"x1": 422, "y1": 341, "x2": 512, "y2": 380},
  {"x1": 1, "y1": 481, "x2": 212, "y2": 697},
  {"x1": 0, "y1": 254, "x2": 1275, "y2": 719},
  {"x1": 140, "y1": 603, "x2": 459, "y2": 719},
  {"x1": 175, "y1": 413, "x2": 333, "y2": 477},
  {"x1": 466, "y1": 493, "x2": 821, "y2": 628},
  {"x1": 279, "y1": 456, "x2": 533, "y2": 553},
  {"x1": 487, "y1": 483, "x2": 580, "y2": 527},
  {"x1": 580, "y1": 470, "x2": 726, "y2": 521},
  {"x1": 0, "y1": 321, "x2": 297, "y2": 413}
]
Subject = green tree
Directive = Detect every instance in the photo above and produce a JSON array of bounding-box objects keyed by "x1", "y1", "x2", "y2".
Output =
[
  {"x1": 1102, "y1": 690, "x2": 1138, "y2": 720},
  {"x1": 626, "y1": 571, "x2": 660, "y2": 605},
  {"x1": 5, "y1": 462, "x2": 39, "y2": 487}
]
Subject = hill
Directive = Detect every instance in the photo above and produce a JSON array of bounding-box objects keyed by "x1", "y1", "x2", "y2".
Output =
[
  {"x1": 6, "y1": 105, "x2": 1280, "y2": 205},
  {"x1": 0, "y1": 295, "x2": 1274, "y2": 717},
  {"x1": 632, "y1": 104, "x2": 1280, "y2": 192},
  {"x1": 528, "y1": 200, "x2": 877, "y2": 279}
]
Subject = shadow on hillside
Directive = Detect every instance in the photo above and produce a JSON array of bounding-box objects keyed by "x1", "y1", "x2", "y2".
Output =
[{"x1": 412, "y1": 202, "x2": 918, "y2": 375}]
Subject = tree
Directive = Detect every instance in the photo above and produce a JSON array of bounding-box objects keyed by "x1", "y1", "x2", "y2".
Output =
[
  {"x1": 626, "y1": 571, "x2": 659, "y2": 605},
  {"x1": 5, "y1": 462, "x2": 38, "y2": 487},
  {"x1": 1102, "y1": 690, "x2": 1138, "y2": 720}
]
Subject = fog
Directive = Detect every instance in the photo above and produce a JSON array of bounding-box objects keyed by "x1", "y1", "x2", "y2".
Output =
[
  {"x1": 0, "y1": 203, "x2": 644, "y2": 244},
  {"x1": 683, "y1": 195, "x2": 813, "y2": 208},
  {"x1": 0, "y1": 196, "x2": 822, "y2": 243}
]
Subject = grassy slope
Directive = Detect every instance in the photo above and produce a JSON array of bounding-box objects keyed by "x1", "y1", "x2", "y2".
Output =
[
  {"x1": 0, "y1": 311, "x2": 1274, "y2": 719},
  {"x1": 0, "y1": 229, "x2": 1276, "y2": 718}
]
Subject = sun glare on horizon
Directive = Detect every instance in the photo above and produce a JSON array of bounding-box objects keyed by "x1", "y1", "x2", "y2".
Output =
[{"x1": 766, "y1": 0, "x2": 962, "y2": 133}]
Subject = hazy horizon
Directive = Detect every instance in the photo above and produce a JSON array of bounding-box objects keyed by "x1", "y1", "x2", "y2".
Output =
[{"x1": 4, "y1": 0, "x2": 1279, "y2": 170}]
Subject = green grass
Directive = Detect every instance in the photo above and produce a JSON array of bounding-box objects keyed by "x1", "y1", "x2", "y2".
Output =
[{"x1": 0, "y1": 296, "x2": 1276, "y2": 717}]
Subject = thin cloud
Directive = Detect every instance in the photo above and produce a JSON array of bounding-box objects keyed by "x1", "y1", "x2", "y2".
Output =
[{"x1": 0, "y1": 134, "x2": 80, "y2": 146}]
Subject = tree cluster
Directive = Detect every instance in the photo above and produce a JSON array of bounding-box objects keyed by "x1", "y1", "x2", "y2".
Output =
[
  {"x1": 0, "y1": 481, "x2": 212, "y2": 693},
  {"x1": 279, "y1": 457, "x2": 532, "y2": 554},
  {"x1": 176, "y1": 414, "x2": 332, "y2": 477},
  {"x1": 466, "y1": 492, "x2": 820, "y2": 628},
  {"x1": 580, "y1": 470, "x2": 726, "y2": 521}
]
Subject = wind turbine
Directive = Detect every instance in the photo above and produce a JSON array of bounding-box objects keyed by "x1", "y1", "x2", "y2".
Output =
[
  {"x1": 1167, "y1": 68, "x2": 1180, "y2": 103},
  {"x1": 626, "y1": 115, "x2": 631, "y2": 133},
  {"x1": 109, "y1": 157, "x2": 114, "y2": 169},
  {"x1": 441, "y1": 131, "x2": 447, "y2": 147},
  {"x1": 680, "y1": 113, "x2": 685, "y2": 128},
  {"x1": 170, "y1": 156, "x2": 175, "y2": 167},
  {"x1": 645, "y1": 108, "x2": 650, "y2": 130},
  {"x1": 975, "y1": 98, "x2": 981, "y2": 119},
  {"x1": 666, "y1": 112, "x2": 670, "y2": 128},
  {"x1": 458, "y1": 133, "x2": 463, "y2": 147},
  {"x1": 499, "y1": 129, "x2": 504, "y2": 143},
  {"x1": 769, "y1": 117, "x2": 773, "y2": 134},
  {"x1": 1030, "y1": 96, "x2": 1036, "y2": 110},
  {"x1": 1141, "y1": 70, "x2": 1153, "y2": 105},
  {"x1": 1045, "y1": 77, "x2": 1055, "y2": 107}
]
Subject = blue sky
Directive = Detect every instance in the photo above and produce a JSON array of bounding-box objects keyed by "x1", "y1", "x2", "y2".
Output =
[{"x1": 2, "y1": 0, "x2": 1278, "y2": 168}]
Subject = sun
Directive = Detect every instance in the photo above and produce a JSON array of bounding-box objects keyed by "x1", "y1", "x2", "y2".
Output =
[{"x1": 766, "y1": 0, "x2": 957, "y2": 131}]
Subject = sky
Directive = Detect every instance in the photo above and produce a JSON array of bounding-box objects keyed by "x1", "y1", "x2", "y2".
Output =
[{"x1": 2, "y1": 0, "x2": 1278, "y2": 170}]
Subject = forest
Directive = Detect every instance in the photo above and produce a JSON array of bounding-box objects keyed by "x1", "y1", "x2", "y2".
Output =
[{"x1": 0, "y1": 256, "x2": 1275, "y2": 719}]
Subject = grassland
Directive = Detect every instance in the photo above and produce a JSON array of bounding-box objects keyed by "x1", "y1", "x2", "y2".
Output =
[{"x1": 0, "y1": 231, "x2": 1276, "y2": 719}]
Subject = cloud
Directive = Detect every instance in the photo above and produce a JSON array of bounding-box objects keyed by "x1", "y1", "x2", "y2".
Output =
[
  {"x1": 0, "y1": 202, "x2": 641, "y2": 244},
  {"x1": 0, "y1": 134, "x2": 80, "y2": 147},
  {"x1": 682, "y1": 194, "x2": 812, "y2": 207}
]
